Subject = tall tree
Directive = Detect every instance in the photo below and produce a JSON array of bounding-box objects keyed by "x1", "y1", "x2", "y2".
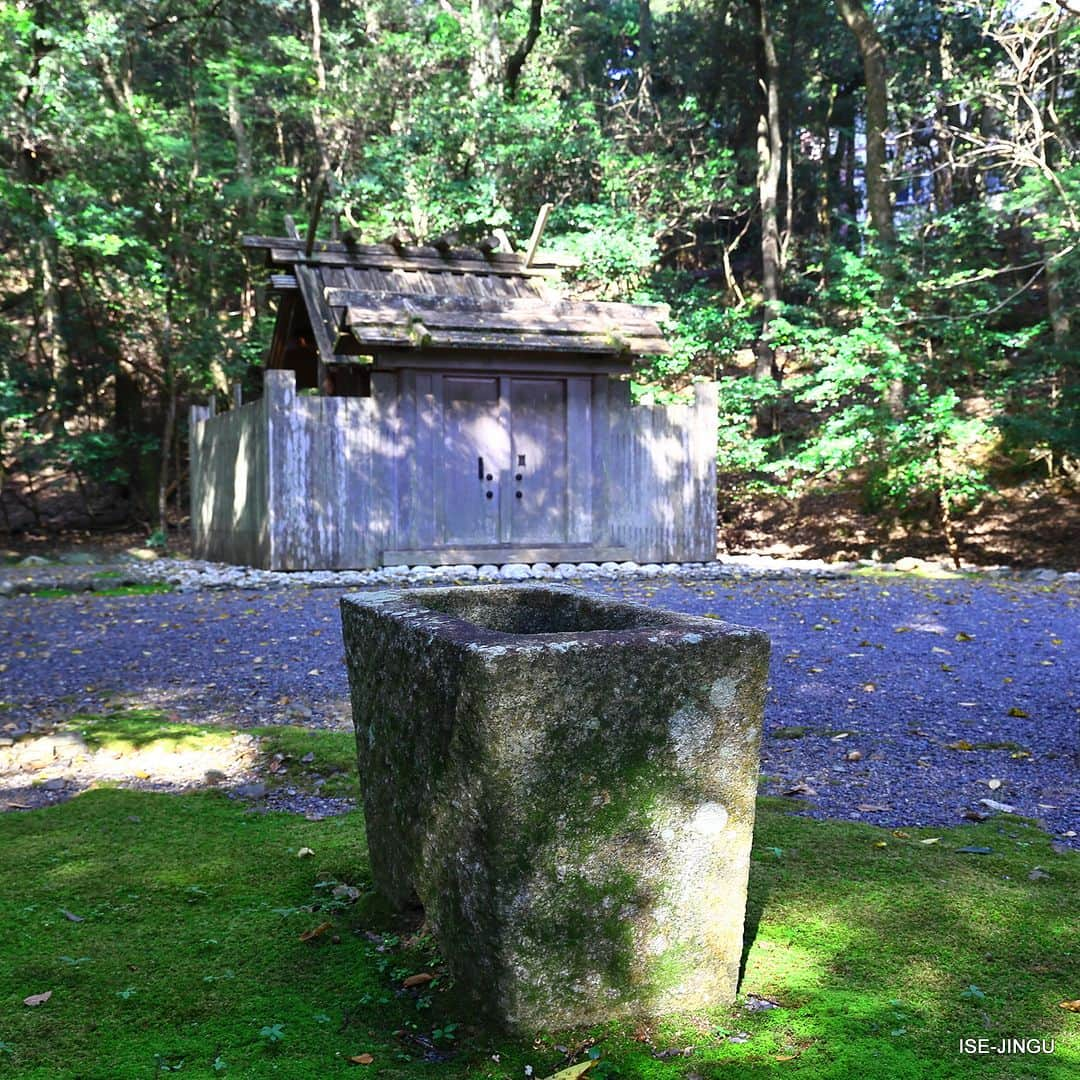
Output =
[
  {"x1": 751, "y1": 0, "x2": 784, "y2": 436},
  {"x1": 835, "y1": 0, "x2": 894, "y2": 247}
]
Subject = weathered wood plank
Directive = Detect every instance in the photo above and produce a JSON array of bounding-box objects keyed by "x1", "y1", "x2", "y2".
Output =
[
  {"x1": 243, "y1": 233, "x2": 580, "y2": 269},
  {"x1": 329, "y1": 288, "x2": 667, "y2": 326},
  {"x1": 269, "y1": 246, "x2": 560, "y2": 278},
  {"x1": 365, "y1": 351, "x2": 633, "y2": 375},
  {"x1": 566, "y1": 377, "x2": 592, "y2": 544},
  {"x1": 381, "y1": 544, "x2": 633, "y2": 567},
  {"x1": 294, "y1": 263, "x2": 345, "y2": 365},
  {"x1": 343, "y1": 304, "x2": 663, "y2": 339}
]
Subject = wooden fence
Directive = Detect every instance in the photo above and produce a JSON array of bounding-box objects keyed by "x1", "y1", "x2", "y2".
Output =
[{"x1": 190, "y1": 370, "x2": 717, "y2": 569}]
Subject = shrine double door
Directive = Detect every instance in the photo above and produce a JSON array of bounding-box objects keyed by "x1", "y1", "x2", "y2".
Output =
[{"x1": 441, "y1": 375, "x2": 583, "y2": 548}]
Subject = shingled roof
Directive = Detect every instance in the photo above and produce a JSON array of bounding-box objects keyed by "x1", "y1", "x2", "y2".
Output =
[{"x1": 243, "y1": 235, "x2": 670, "y2": 364}]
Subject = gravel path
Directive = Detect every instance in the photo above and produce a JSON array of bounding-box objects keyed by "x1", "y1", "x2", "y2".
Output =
[{"x1": 2, "y1": 574, "x2": 1077, "y2": 842}]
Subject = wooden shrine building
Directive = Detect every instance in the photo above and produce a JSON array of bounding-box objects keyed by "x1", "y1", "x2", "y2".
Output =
[{"x1": 189, "y1": 231, "x2": 717, "y2": 570}]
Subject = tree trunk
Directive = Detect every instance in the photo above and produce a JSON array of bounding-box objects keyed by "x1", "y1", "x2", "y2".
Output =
[
  {"x1": 505, "y1": 0, "x2": 543, "y2": 99},
  {"x1": 835, "y1": 0, "x2": 894, "y2": 248},
  {"x1": 753, "y1": 0, "x2": 783, "y2": 438},
  {"x1": 157, "y1": 379, "x2": 177, "y2": 534},
  {"x1": 637, "y1": 0, "x2": 653, "y2": 108},
  {"x1": 818, "y1": 84, "x2": 837, "y2": 284}
]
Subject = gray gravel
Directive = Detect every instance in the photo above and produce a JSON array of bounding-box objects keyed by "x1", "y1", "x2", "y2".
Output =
[{"x1": 1, "y1": 572, "x2": 1076, "y2": 843}]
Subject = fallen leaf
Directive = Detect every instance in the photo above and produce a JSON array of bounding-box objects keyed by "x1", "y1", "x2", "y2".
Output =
[
  {"x1": 857, "y1": 804, "x2": 891, "y2": 812},
  {"x1": 919, "y1": 837, "x2": 941, "y2": 845},
  {"x1": 775, "y1": 1054, "x2": 799, "y2": 1062},
  {"x1": 1007, "y1": 707, "x2": 1029, "y2": 718},
  {"x1": 540, "y1": 1061, "x2": 598, "y2": 1080},
  {"x1": 348, "y1": 1053, "x2": 375, "y2": 1065},
  {"x1": 956, "y1": 846, "x2": 994, "y2": 854},
  {"x1": 296, "y1": 847, "x2": 315, "y2": 859},
  {"x1": 873, "y1": 841, "x2": 888, "y2": 848},
  {"x1": 782, "y1": 783, "x2": 817, "y2": 797},
  {"x1": 1059, "y1": 1000, "x2": 1080, "y2": 1012},
  {"x1": 892, "y1": 830, "x2": 911, "y2": 839},
  {"x1": 844, "y1": 750, "x2": 863, "y2": 762},
  {"x1": 979, "y1": 798, "x2": 1015, "y2": 813},
  {"x1": 955, "y1": 631, "x2": 974, "y2": 642},
  {"x1": 961, "y1": 810, "x2": 989, "y2": 822},
  {"x1": 743, "y1": 994, "x2": 782, "y2": 1012},
  {"x1": 987, "y1": 779, "x2": 1002, "y2": 790},
  {"x1": 947, "y1": 740, "x2": 975, "y2": 751},
  {"x1": 60, "y1": 908, "x2": 84, "y2": 922},
  {"x1": 23, "y1": 991, "x2": 52, "y2": 1007},
  {"x1": 299, "y1": 921, "x2": 333, "y2": 942},
  {"x1": 402, "y1": 972, "x2": 435, "y2": 989}
]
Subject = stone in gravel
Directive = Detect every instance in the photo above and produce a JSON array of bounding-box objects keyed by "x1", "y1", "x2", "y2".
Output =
[
  {"x1": 59, "y1": 552, "x2": 99, "y2": 565},
  {"x1": 599, "y1": 561, "x2": 621, "y2": 573},
  {"x1": 575, "y1": 562, "x2": 601, "y2": 574},
  {"x1": 40, "y1": 778, "x2": 66, "y2": 791},
  {"x1": 125, "y1": 548, "x2": 159, "y2": 561},
  {"x1": 18, "y1": 555, "x2": 52, "y2": 567},
  {"x1": 1029, "y1": 568, "x2": 1059, "y2": 583},
  {"x1": 235, "y1": 782, "x2": 268, "y2": 799},
  {"x1": 204, "y1": 769, "x2": 227, "y2": 785},
  {"x1": 340, "y1": 584, "x2": 770, "y2": 1031},
  {"x1": 979, "y1": 798, "x2": 1016, "y2": 813},
  {"x1": 639, "y1": 563, "x2": 662, "y2": 577},
  {"x1": 287, "y1": 703, "x2": 313, "y2": 720},
  {"x1": 500, "y1": 563, "x2": 532, "y2": 580},
  {"x1": 894, "y1": 557, "x2": 928, "y2": 572},
  {"x1": 477, "y1": 564, "x2": 500, "y2": 578},
  {"x1": 528, "y1": 562, "x2": 554, "y2": 578}
]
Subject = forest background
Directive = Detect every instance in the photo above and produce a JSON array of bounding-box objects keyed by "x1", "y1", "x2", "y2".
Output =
[{"x1": 1, "y1": 0, "x2": 1077, "y2": 565}]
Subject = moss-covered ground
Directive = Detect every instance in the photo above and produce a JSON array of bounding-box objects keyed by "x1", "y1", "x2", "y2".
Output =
[{"x1": 0, "y1": 723, "x2": 1075, "y2": 1079}]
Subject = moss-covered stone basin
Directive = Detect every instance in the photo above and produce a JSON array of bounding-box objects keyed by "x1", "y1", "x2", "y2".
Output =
[{"x1": 340, "y1": 585, "x2": 770, "y2": 1031}]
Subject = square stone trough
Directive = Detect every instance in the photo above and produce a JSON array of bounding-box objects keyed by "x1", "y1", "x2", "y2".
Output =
[{"x1": 340, "y1": 585, "x2": 770, "y2": 1031}]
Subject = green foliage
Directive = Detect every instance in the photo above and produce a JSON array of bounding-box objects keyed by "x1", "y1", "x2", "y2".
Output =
[
  {"x1": 0, "y1": 788, "x2": 1075, "y2": 1075},
  {"x1": 0, "y1": 0, "x2": 1076, "y2": 541}
]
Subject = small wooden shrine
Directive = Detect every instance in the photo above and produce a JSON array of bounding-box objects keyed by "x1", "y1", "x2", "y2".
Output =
[{"x1": 189, "y1": 228, "x2": 717, "y2": 570}]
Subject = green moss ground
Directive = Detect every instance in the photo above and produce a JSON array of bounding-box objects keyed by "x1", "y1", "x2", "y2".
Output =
[
  {"x1": 251, "y1": 726, "x2": 361, "y2": 801},
  {"x1": 0, "y1": 773, "x2": 1075, "y2": 1077}
]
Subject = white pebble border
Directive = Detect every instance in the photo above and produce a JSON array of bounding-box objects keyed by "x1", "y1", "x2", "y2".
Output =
[{"x1": 129, "y1": 554, "x2": 1079, "y2": 593}]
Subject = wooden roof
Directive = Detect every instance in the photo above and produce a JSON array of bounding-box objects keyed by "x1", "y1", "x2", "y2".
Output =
[{"x1": 243, "y1": 235, "x2": 670, "y2": 364}]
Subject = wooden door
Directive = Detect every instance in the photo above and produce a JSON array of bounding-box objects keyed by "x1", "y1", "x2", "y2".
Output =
[
  {"x1": 508, "y1": 378, "x2": 568, "y2": 543},
  {"x1": 442, "y1": 376, "x2": 506, "y2": 545}
]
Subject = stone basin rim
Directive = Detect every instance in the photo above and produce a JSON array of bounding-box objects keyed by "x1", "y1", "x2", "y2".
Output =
[{"x1": 340, "y1": 584, "x2": 767, "y2": 652}]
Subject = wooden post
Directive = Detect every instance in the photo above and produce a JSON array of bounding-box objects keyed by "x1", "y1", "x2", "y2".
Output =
[{"x1": 524, "y1": 203, "x2": 553, "y2": 267}]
